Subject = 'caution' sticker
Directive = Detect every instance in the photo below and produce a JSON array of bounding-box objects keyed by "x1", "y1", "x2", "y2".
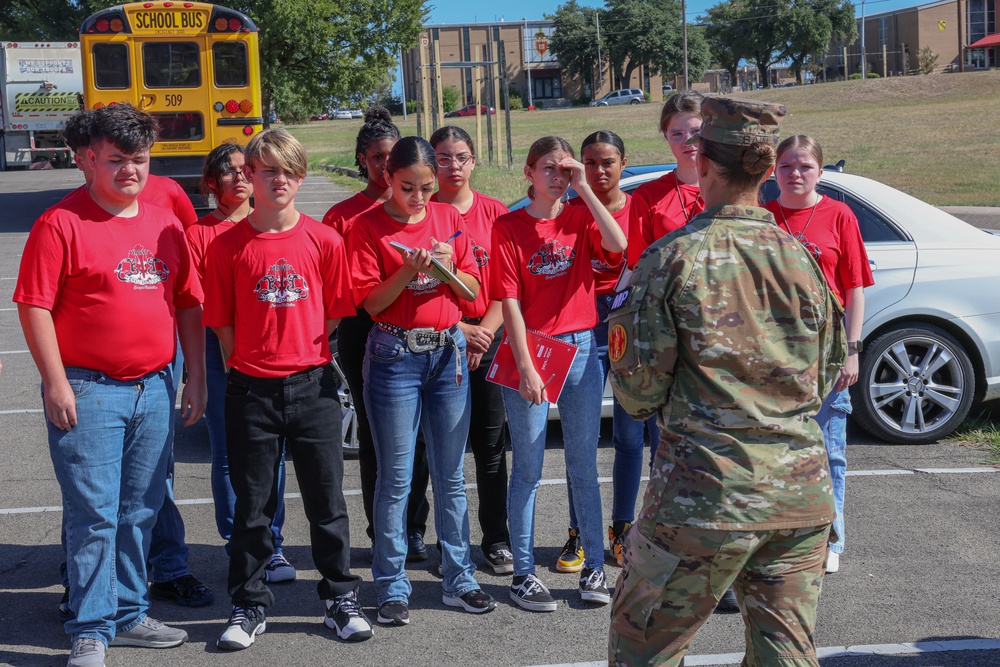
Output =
[{"x1": 14, "y1": 92, "x2": 81, "y2": 113}]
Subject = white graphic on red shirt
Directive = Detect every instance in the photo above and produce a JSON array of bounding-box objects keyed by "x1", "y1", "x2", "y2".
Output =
[
  {"x1": 472, "y1": 242, "x2": 489, "y2": 267},
  {"x1": 406, "y1": 272, "x2": 442, "y2": 293},
  {"x1": 254, "y1": 257, "x2": 309, "y2": 304},
  {"x1": 528, "y1": 239, "x2": 575, "y2": 276},
  {"x1": 116, "y1": 244, "x2": 169, "y2": 286},
  {"x1": 592, "y1": 256, "x2": 621, "y2": 273}
]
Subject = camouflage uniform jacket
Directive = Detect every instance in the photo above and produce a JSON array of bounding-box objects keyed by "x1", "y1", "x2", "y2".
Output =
[{"x1": 608, "y1": 204, "x2": 846, "y2": 532}]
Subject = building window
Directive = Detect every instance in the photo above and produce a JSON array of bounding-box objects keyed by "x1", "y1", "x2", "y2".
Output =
[
  {"x1": 878, "y1": 18, "x2": 889, "y2": 48},
  {"x1": 532, "y1": 75, "x2": 561, "y2": 99}
]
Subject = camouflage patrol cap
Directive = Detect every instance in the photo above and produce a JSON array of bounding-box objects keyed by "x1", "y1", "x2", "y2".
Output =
[{"x1": 686, "y1": 97, "x2": 786, "y2": 146}]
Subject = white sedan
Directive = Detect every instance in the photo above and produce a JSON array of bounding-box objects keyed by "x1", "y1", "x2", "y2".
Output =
[{"x1": 513, "y1": 165, "x2": 1000, "y2": 443}]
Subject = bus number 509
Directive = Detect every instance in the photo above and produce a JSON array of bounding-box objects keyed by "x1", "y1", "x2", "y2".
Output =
[{"x1": 165, "y1": 94, "x2": 182, "y2": 107}]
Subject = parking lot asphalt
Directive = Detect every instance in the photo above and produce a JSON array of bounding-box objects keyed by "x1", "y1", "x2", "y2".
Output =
[{"x1": 1, "y1": 169, "x2": 999, "y2": 667}]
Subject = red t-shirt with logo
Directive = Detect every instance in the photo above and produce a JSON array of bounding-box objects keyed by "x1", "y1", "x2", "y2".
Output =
[
  {"x1": 348, "y1": 201, "x2": 479, "y2": 331},
  {"x1": 144, "y1": 174, "x2": 198, "y2": 229},
  {"x1": 202, "y1": 213, "x2": 355, "y2": 378},
  {"x1": 186, "y1": 212, "x2": 240, "y2": 283},
  {"x1": 322, "y1": 192, "x2": 380, "y2": 238},
  {"x1": 763, "y1": 196, "x2": 874, "y2": 305},
  {"x1": 569, "y1": 194, "x2": 630, "y2": 295},
  {"x1": 431, "y1": 191, "x2": 509, "y2": 319},
  {"x1": 14, "y1": 192, "x2": 202, "y2": 380},
  {"x1": 628, "y1": 170, "x2": 703, "y2": 268},
  {"x1": 491, "y1": 205, "x2": 622, "y2": 336}
]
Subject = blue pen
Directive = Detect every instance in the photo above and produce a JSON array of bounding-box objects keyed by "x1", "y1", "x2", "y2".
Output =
[{"x1": 441, "y1": 230, "x2": 462, "y2": 245}]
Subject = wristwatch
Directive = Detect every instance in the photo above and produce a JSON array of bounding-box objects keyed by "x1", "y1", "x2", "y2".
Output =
[{"x1": 847, "y1": 341, "x2": 862, "y2": 354}]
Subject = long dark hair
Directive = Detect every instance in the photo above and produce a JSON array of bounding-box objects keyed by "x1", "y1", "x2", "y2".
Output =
[
  {"x1": 700, "y1": 138, "x2": 776, "y2": 192},
  {"x1": 355, "y1": 105, "x2": 401, "y2": 180},
  {"x1": 386, "y1": 136, "x2": 437, "y2": 176},
  {"x1": 430, "y1": 125, "x2": 475, "y2": 156},
  {"x1": 580, "y1": 130, "x2": 625, "y2": 159},
  {"x1": 200, "y1": 141, "x2": 245, "y2": 198}
]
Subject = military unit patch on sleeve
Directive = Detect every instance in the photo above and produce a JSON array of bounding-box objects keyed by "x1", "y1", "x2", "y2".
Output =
[{"x1": 608, "y1": 323, "x2": 628, "y2": 362}]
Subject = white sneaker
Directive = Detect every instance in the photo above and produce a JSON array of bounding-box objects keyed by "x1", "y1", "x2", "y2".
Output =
[
  {"x1": 264, "y1": 553, "x2": 296, "y2": 583},
  {"x1": 826, "y1": 550, "x2": 840, "y2": 574},
  {"x1": 217, "y1": 605, "x2": 266, "y2": 650},
  {"x1": 67, "y1": 637, "x2": 105, "y2": 667}
]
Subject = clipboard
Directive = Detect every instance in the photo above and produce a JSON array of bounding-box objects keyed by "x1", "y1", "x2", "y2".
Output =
[
  {"x1": 389, "y1": 240, "x2": 476, "y2": 301},
  {"x1": 486, "y1": 330, "x2": 579, "y2": 403}
]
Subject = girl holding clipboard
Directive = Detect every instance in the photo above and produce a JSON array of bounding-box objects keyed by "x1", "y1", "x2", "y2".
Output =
[
  {"x1": 348, "y1": 136, "x2": 494, "y2": 625},
  {"x1": 491, "y1": 136, "x2": 627, "y2": 612}
]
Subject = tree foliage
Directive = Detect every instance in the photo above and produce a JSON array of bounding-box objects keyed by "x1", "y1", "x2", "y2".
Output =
[
  {"x1": 782, "y1": 0, "x2": 856, "y2": 83},
  {"x1": 547, "y1": 0, "x2": 601, "y2": 95},
  {"x1": 0, "y1": 0, "x2": 103, "y2": 41},
  {"x1": 227, "y1": 0, "x2": 425, "y2": 126},
  {"x1": 704, "y1": 2, "x2": 747, "y2": 88},
  {"x1": 917, "y1": 46, "x2": 938, "y2": 75}
]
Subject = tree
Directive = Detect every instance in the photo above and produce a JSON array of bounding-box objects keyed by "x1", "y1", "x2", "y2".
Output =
[
  {"x1": 603, "y1": 0, "x2": 686, "y2": 89},
  {"x1": 782, "y1": 0, "x2": 856, "y2": 84},
  {"x1": 703, "y1": 2, "x2": 749, "y2": 88},
  {"x1": 678, "y1": 24, "x2": 712, "y2": 85},
  {"x1": 703, "y1": 0, "x2": 791, "y2": 88},
  {"x1": 0, "y1": 0, "x2": 103, "y2": 40},
  {"x1": 917, "y1": 46, "x2": 939, "y2": 74},
  {"x1": 209, "y1": 0, "x2": 425, "y2": 126},
  {"x1": 547, "y1": 1, "x2": 601, "y2": 97}
]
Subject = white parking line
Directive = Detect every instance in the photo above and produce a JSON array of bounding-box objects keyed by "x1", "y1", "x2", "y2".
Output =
[
  {"x1": 2, "y1": 468, "x2": 997, "y2": 516},
  {"x1": 0, "y1": 349, "x2": 29, "y2": 354},
  {"x1": 531, "y1": 637, "x2": 1000, "y2": 667}
]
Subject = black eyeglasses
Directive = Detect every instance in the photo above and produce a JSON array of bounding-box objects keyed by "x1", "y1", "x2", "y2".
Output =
[{"x1": 218, "y1": 168, "x2": 249, "y2": 182}]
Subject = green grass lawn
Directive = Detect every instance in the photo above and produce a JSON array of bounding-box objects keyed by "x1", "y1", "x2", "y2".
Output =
[{"x1": 287, "y1": 69, "x2": 1000, "y2": 207}]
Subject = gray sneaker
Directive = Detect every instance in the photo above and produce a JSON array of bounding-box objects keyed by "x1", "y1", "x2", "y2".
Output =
[
  {"x1": 109, "y1": 616, "x2": 187, "y2": 648},
  {"x1": 67, "y1": 637, "x2": 105, "y2": 667}
]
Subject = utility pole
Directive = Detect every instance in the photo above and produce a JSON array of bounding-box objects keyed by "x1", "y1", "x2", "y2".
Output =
[
  {"x1": 524, "y1": 18, "x2": 533, "y2": 109},
  {"x1": 596, "y1": 12, "x2": 602, "y2": 95},
  {"x1": 860, "y1": 0, "x2": 867, "y2": 78},
  {"x1": 682, "y1": 0, "x2": 689, "y2": 89},
  {"x1": 958, "y1": 0, "x2": 965, "y2": 72},
  {"x1": 399, "y1": 48, "x2": 407, "y2": 121}
]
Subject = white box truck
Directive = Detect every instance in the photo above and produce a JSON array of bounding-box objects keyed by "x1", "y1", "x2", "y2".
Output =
[{"x1": 0, "y1": 41, "x2": 83, "y2": 170}]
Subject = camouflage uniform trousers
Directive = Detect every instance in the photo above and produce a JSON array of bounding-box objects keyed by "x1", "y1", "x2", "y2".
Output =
[{"x1": 608, "y1": 522, "x2": 831, "y2": 667}]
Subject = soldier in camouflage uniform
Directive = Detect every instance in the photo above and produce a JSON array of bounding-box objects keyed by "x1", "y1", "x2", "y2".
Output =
[{"x1": 606, "y1": 97, "x2": 846, "y2": 667}]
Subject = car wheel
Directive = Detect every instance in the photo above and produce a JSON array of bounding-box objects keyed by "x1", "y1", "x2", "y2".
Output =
[
  {"x1": 329, "y1": 339, "x2": 360, "y2": 459},
  {"x1": 850, "y1": 323, "x2": 975, "y2": 445},
  {"x1": 629, "y1": 99, "x2": 640, "y2": 105}
]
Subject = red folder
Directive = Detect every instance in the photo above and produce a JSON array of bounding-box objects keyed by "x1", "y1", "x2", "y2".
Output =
[{"x1": 486, "y1": 330, "x2": 579, "y2": 402}]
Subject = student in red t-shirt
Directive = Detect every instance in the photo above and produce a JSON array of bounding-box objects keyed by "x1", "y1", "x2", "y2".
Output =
[
  {"x1": 204, "y1": 129, "x2": 373, "y2": 649},
  {"x1": 627, "y1": 91, "x2": 705, "y2": 268},
  {"x1": 56, "y1": 108, "x2": 215, "y2": 614},
  {"x1": 322, "y1": 107, "x2": 432, "y2": 562},
  {"x1": 15, "y1": 103, "x2": 204, "y2": 664},
  {"x1": 491, "y1": 136, "x2": 626, "y2": 613},
  {"x1": 187, "y1": 142, "x2": 294, "y2": 582},
  {"x1": 429, "y1": 125, "x2": 512, "y2": 575},
  {"x1": 764, "y1": 135, "x2": 873, "y2": 575},
  {"x1": 349, "y1": 136, "x2": 495, "y2": 625}
]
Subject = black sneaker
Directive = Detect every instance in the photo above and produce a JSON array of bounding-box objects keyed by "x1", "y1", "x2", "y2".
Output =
[
  {"x1": 58, "y1": 587, "x2": 73, "y2": 622},
  {"x1": 376, "y1": 600, "x2": 410, "y2": 626},
  {"x1": 716, "y1": 587, "x2": 739, "y2": 613},
  {"x1": 217, "y1": 605, "x2": 266, "y2": 650},
  {"x1": 509, "y1": 573, "x2": 557, "y2": 612},
  {"x1": 324, "y1": 590, "x2": 374, "y2": 641},
  {"x1": 150, "y1": 574, "x2": 215, "y2": 607},
  {"x1": 406, "y1": 532, "x2": 429, "y2": 562},
  {"x1": 484, "y1": 543, "x2": 514, "y2": 575},
  {"x1": 579, "y1": 567, "x2": 611, "y2": 605},
  {"x1": 442, "y1": 588, "x2": 496, "y2": 614}
]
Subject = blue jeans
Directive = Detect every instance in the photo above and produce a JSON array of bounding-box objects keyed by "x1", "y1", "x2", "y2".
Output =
[
  {"x1": 48, "y1": 366, "x2": 173, "y2": 645},
  {"x1": 816, "y1": 387, "x2": 850, "y2": 554},
  {"x1": 610, "y1": 397, "x2": 659, "y2": 524},
  {"x1": 364, "y1": 325, "x2": 478, "y2": 604},
  {"x1": 504, "y1": 329, "x2": 604, "y2": 575},
  {"x1": 205, "y1": 328, "x2": 286, "y2": 554}
]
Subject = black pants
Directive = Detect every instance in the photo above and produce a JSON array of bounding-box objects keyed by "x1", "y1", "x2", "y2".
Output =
[
  {"x1": 226, "y1": 365, "x2": 360, "y2": 607},
  {"x1": 468, "y1": 331, "x2": 510, "y2": 550},
  {"x1": 337, "y1": 310, "x2": 430, "y2": 542}
]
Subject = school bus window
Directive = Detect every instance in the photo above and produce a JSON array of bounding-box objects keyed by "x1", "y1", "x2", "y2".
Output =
[
  {"x1": 154, "y1": 112, "x2": 205, "y2": 141},
  {"x1": 213, "y1": 43, "x2": 248, "y2": 87},
  {"x1": 93, "y1": 43, "x2": 130, "y2": 89},
  {"x1": 142, "y1": 42, "x2": 201, "y2": 88}
]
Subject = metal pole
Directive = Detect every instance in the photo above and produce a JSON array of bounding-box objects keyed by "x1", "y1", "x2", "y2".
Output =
[
  {"x1": 524, "y1": 18, "x2": 533, "y2": 109},
  {"x1": 682, "y1": 0, "x2": 689, "y2": 89},
  {"x1": 399, "y1": 49, "x2": 407, "y2": 121},
  {"x1": 958, "y1": 0, "x2": 965, "y2": 72},
  {"x1": 596, "y1": 13, "x2": 602, "y2": 95},
  {"x1": 861, "y1": 0, "x2": 867, "y2": 78}
]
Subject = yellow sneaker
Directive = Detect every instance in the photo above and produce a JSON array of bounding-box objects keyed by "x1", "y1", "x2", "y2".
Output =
[
  {"x1": 608, "y1": 522, "x2": 630, "y2": 567},
  {"x1": 556, "y1": 528, "x2": 585, "y2": 573}
]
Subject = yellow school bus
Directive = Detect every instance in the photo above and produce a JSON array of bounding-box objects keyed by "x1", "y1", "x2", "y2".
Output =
[{"x1": 80, "y1": 1, "x2": 263, "y2": 195}]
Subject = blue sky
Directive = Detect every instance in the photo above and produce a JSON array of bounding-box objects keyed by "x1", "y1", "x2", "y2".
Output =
[{"x1": 425, "y1": 0, "x2": 929, "y2": 25}]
